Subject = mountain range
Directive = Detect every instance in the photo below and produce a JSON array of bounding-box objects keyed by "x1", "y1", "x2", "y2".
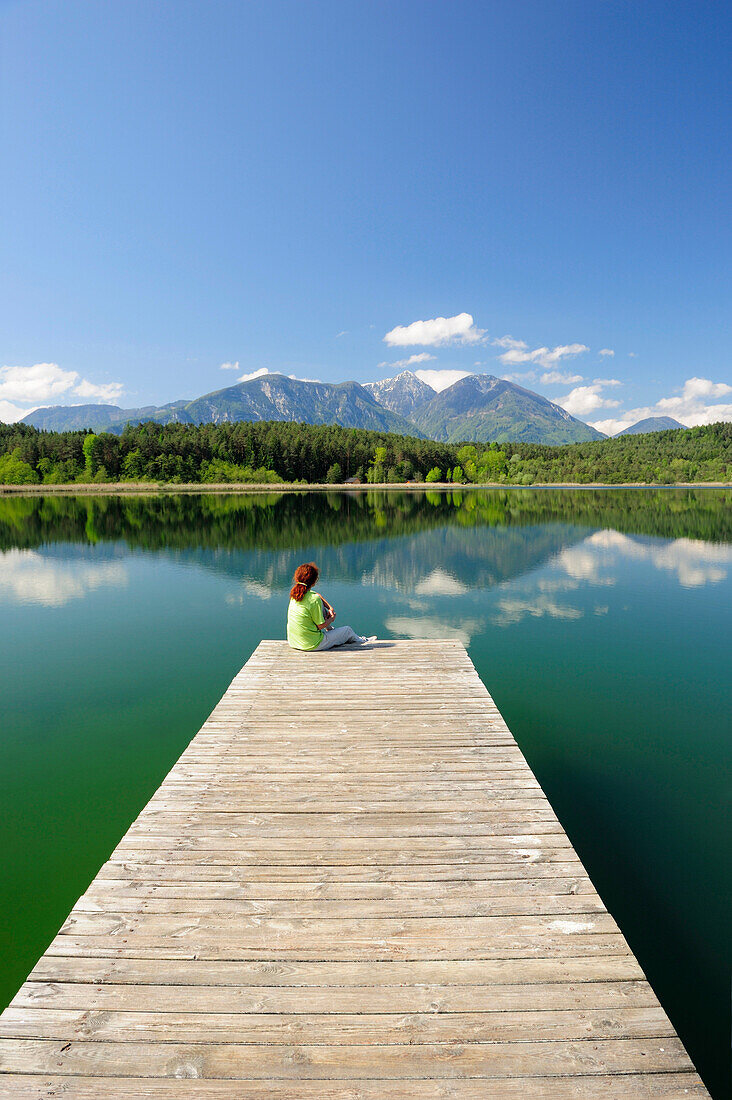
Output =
[
  {"x1": 23, "y1": 377, "x2": 417, "y2": 437},
  {"x1": 365, "y1": 372, "x2": 605, "y2": 443},
  {"x1": 20, "y1": 369, "x2": 608, "y2": 444}
]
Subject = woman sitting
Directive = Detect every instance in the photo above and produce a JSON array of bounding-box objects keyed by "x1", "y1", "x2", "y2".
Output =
[{"x1": 286, "y1": 562, "x2": 375, "y2": 651}]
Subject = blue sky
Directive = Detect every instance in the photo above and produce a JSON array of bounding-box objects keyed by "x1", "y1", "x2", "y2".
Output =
[{"x1": 1, "y1": 0, "x2": 730, "y2": 432}]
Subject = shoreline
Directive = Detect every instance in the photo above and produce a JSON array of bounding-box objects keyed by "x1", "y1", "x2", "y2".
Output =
[{"x1": 1, "y1": 480, "x2": 729, "y2": 496}]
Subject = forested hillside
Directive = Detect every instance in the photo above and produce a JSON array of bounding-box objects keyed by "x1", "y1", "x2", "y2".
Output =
[{"x1": 0, "y1": 419, "x2": 729, "y2": 485}]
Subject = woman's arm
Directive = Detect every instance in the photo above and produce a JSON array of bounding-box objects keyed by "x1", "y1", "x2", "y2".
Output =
[
  {"x1": 310, "y1": 593, "x2": 334, "y2": 631},
  {"x1": 312, "y1": 591, "x2": 336, "y2": 628},
  {"x1": 318, "y1": 608, "x2": 336, "y2": 630}
]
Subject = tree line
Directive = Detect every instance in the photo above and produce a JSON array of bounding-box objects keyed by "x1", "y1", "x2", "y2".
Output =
[{"x1": 0, "y1": 418, "x2": 729, "y2": 485}]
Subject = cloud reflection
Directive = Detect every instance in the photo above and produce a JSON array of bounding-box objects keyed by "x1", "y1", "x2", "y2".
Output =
[
  {"x1": 385, "y1": 614, "x2": 484, "y2": 647},
  {"x1": 493, "y1": 594, "x2": 584, "y2": 626},
  {"x1": 577, "y1": 530, "x2": 732, "y2": 588},
  {"x1": 225, "y1": 578, "x2": 274, "y2": 604},
  {"x1": 0, "y1": 549, "x2": 128, "y2": 607},
  {"x1": 414, "y1": 569, "x2": 469, "y2": 596}
]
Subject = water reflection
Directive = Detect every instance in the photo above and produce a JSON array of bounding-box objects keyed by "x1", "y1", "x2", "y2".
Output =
[
  {"x1": 0, "y1": 548, "x2": 128, "y2": 606},
  {"x1": 0, "y1": 488, "x2": 730, "y2": 1097},
  {"x1": 1, "y1": 487, "x2": 730, "y2": 556},
  {"x1": 383, "y1": 613, "x2": 486, "y2": 647},
  {"x1": 4, "y1": 488, "x2": 729, "y2": 599},
  {"x1": 413, "y1": 570, "x2": 468, "y2": 596},
  {"x1": 579, "y1": 530, "x2": 732, "y2": 588}
]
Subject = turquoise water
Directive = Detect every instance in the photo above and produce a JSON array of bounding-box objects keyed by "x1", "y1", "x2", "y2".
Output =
[{"x1": 1, "y1": 489, "x2": 730, "y2": 1096}]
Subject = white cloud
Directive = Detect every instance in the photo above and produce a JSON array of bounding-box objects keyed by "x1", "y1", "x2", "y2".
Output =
[
  {"x1": 589, "y1": 376, "x2": 732, "y2": 432},
  {"x1": 599, "y1": 349, "x2": 615, "y2": 357},
  {"x1": 0, "y1": 362, "x2": 78, "y2": 403},
  {"x1": 492, "y1": 336, "x2": 524, "y2": 350},
  {"x1": 0, "y1": 550, "x2": 128, "y2": 607},
  {"x1": 493, "y1": 337, "x2": 589, "y2": 371},
  {"x1": 0, "y1": 400, "x2": 35, "y2": 423},
  {"x1": 237, "y1": 368, "x2": 321, "y2": 384},
  {"x1": 220, "y1": 361, "x2": 240, "y2": 371},
  {"x1": 378, "y1": 352, "x2": 436, "y2": 370},
  {"x1": 73, "y1": 379, "x2": 125, "y2": 401},
  {"x1": 673, "y1": 377, "x2": 731, "y2": 401},
  {"x1": 628, "y1": 352, "x2": 637, "y2": 358},
  {"x1": 0, "y1": 362, "x2": 123, "y2": 411},
  {"x1": 591, "y1": 418, "x2": 632, "y2": 436},
  {"x1": 237, "y1": 368, "x2": 271, "y2": 383},
  {"x1": 558, "y1": 381, "x2": 621, "y2": 418},
  {"x1": 384, "y1": 312, "x2": 485, "y2": 347},
  {"x1": 540, "y1": 370, "x2": 585, "y2": 385},
  {"x1": 414, "y1": 369, "x2": 472, "y2": 392},
  {"x1": 500, "y1": 369, "x2": 538, "y2": 384}
]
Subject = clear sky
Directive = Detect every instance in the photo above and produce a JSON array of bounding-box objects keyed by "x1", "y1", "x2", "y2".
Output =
[{"x1": 1, "y1": 0, "x2": 730, "y2": 432}]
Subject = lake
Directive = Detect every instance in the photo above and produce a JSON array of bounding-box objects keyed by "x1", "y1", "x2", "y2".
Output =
[{"x1": 1, "y1": 487, "x2": 730, "y2": 1097}]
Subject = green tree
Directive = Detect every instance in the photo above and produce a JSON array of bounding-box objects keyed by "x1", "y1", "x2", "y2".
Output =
[
  {"x1": 91, "y1": 434, "x2": 122, "y2": 479},
  {"x1": 82, "y1": 433, "x2": 97, "y2": 479},
  {"x1": 480, "y1": 448, "x2": 507, "y2": 479},
  {"x1": 122, "y1": 449, "x2": 146, "y2": 480},
  {"x1": 425, "y1": 466, "x2": 442, "y2": 482},
  {"x1": 456, "y1": 444, "x2": 478, "y2": 467},
  {"x1": 325, "y1": 462, "x2": 342, "y2": 483},
  {"x1": 0, "y1": 449, "x2": 38, "y2": 484},
  {"x1": 368, "y1": 445, "x2": 388, "y2": 483}
]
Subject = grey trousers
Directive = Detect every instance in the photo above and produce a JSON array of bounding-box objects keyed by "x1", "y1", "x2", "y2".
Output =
[{"x1": 316, "y1": 625, "x2": 363, "y2": 650}]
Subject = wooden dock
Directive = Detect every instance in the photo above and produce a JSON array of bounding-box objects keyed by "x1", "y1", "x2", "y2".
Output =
[{"x1": 0, "y1": 640, "x2": 709, "y2": 1097}]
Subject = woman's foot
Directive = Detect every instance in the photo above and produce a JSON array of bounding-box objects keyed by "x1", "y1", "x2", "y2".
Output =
[{"x1": 359, "y1": 635, "x2": 377, "y2": 643}]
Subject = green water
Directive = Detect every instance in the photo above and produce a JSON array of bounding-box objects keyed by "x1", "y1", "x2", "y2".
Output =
[{"x1": 1, "y1": 488, "x2": 730, "y2": 1096}]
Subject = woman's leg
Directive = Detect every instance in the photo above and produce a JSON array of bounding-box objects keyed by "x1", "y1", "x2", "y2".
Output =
[{"x1": 316, "y1": 625, "x2": 362, "y2": 650}]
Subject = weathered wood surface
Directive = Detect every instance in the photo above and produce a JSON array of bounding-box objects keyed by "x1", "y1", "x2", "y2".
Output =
[{"x1": 0, "y1": 639, "x2": 709, "y2": 1097}]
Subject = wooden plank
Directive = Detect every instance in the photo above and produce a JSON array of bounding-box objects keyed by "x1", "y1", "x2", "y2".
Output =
[
  {"x1": 77, "y1": 876, "x2": 599, "y2": 900},
  {"x1": 10, "y1": 979, "x2": 660, "y2": 1014},
  {"x1": 0, "y1": 1074, "x2": 712, "y2": 1098},
  {"x1": 0, "y1": 640, "x2": 709, "y2": 1097},
  {"x1": 0, "y1": 1035, "x2": 696, "y2": 1076},
  {"x1": 27, "y1": 955, "x2": 649, "y2": 986},
  {"x1": 71, "y1": 892, "x2": 608, "y2": 917},
  {"x1": 0, "y1": 1006, "x2": 676, "y2": 1043}
]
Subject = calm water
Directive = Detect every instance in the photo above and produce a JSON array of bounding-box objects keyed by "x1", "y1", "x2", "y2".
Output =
[{"x1": 1, "y1": 488, "x2": 730, "y2": 1096}]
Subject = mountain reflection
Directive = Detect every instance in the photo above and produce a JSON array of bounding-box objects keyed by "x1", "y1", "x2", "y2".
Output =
[{"x1": 0, "y1": 488, "x2": 729, "y2": 600}]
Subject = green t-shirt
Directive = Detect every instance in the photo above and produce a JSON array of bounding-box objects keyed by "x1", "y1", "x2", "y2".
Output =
[{"x1": 287, "y1": 590, "x2": 325, "y2": 650}]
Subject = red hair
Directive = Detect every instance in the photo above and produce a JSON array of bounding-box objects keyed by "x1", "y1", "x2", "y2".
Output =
[{"x1": 290, "y1": 562, "x2": 319, "y2": 601}]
